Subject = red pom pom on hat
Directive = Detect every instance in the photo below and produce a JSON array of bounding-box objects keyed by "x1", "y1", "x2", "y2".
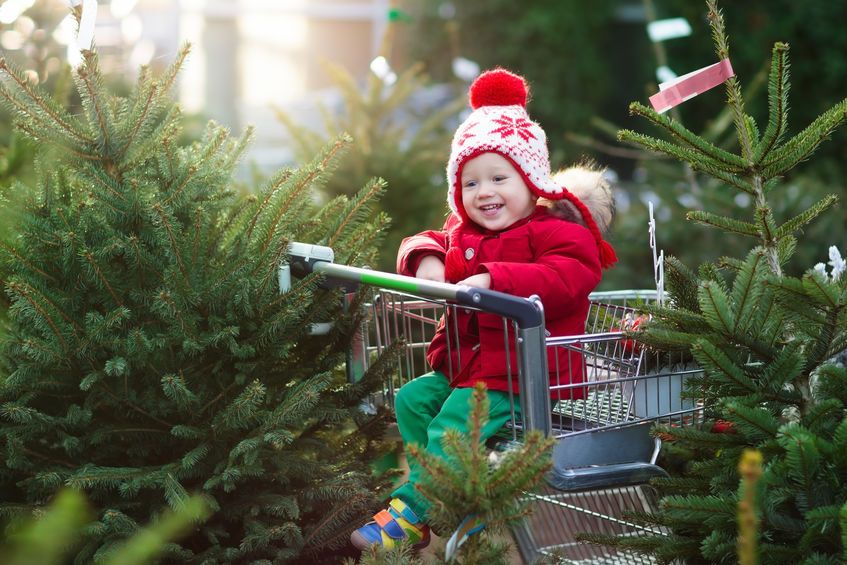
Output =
[{"x1": 469, "y1": 68, "x2": 528, "y2": 109}]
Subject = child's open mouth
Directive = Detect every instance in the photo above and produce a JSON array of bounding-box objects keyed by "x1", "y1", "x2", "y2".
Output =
[{"x1": 479, "y1": 203, "x2": 503, "y2": 216}]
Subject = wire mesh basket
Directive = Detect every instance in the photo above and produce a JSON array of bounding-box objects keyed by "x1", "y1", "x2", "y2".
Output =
[
  {"x1": 284, "y1": 244, "x2": 704, "y2": 564},
  {"x1": 347, "y1": 287, "x2": 703, "y2": 563}
]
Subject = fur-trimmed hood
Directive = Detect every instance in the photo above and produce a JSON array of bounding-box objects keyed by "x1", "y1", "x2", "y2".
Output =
[{"x1": 539, "y1": 163, "x2": 616, "y2": 235}]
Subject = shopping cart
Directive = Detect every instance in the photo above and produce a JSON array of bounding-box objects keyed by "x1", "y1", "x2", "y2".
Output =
[{"x1": 284, "y1": 243, "x2": 704, "y2": 564}]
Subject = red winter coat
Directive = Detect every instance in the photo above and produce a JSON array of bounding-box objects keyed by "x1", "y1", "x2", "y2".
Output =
[{"x1": 396, "y1": 206, "x2": 601, "y2": 399}]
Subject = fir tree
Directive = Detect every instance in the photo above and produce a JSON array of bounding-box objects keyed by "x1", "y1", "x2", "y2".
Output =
[
  {"x1": 581, "y1": 1, "x2": 847, "y2": 563},
  {"x1": 0, "y1": 41, "x2": 400, "y2": 562},
  {"x1": 410, "y1": 383, "x2": 554, "y2": 564}
]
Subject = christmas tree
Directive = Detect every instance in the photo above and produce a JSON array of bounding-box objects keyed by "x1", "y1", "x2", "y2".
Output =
[
  {"x1": 583, "y1": 1, "x2": 847, "y2": 562},
  {"x1": 0, "y1": 40, "x2": 400, "y2": 562},
  {"x1": 408, "y1": 383, "x2": 554, "y2": 564},
  {"x1": 348, "y1": 383, "x2": 554, "y2": 565}
]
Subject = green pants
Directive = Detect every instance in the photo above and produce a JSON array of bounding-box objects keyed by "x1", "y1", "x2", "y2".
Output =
[{"x1": 390, "y1": 371, "x2": 518, "y2": 522}]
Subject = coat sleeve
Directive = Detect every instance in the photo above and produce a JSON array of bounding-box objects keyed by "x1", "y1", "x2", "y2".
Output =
[
  {"x1": 476, "y1": 221, "x2": 602, "y2": 318},
  {"x1": 395, "y1": 214, "x2": 460, "y2": 276},
  {"x1": 396, "y1": 230, "x2": 448, "y2": 276}
]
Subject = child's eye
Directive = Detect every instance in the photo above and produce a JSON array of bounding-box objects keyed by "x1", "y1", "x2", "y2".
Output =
[
  {"x1": 493, "y1": 175, "x2": 507, "y2": 182},
  {"x1": 463, "y1": 180, "x2": 477, "y2": 188}
]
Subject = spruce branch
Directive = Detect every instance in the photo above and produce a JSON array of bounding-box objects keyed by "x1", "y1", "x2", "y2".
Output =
[
  {"x1": 0, "y1": 240, "x2": 57, "y2": 283},
  {"x1": 758, "y1": 341, "x2": 804, "y2": 391},
  {"x1": 407, "y1": 443, "x2": 465, "y2": 502},
  {"x1": 661, "y1": 494, "x2": 737, "y2": 524},
  {"x1": 159, "y1": 165, "x2": 198, "y2": 206},
  {"x1": 337, "y1": 212, "x2": 390, "y2": 267},
  {"x1": 698, "y1": 282, "x2": 736, "y2": 335},
  {"x1": 301, "y1": 491, "x2": 371, "y2": 553},
  {"x1": 81, "y1": 250, "x2": 123, "y2": 307},
  {"x1": 775, "y1": 195, "x2": 838, "y2": 238},
  {"x1": 197, "y1": 382, "x2": 239, "y2": 417},
  {"x1": 326, "y1": 178, "x2": 386, "y2": 249},
  {"x1": 627, "y1": 101, "x2": 748, "y2": 169},
  {"x1": 801, "y1": 273, "x2": 841, "y2": 309},
  {"x1": 802, "y1": 308, "x2": 841, "y2": 379},
  {"x1": 707, "y1": 1, "x2": 755, "y2": 162},
  {"x1": 77, "y1": 51, "x2": 116, "y2": 156},
  {"x1": 0, "y1": 57, "x2": 93, "y2": 145},
  {"x1": 254, "y1": 234, "x2": 290, "y2": 298},
  {"x1": 754, "y1": 207, "x2": 778, "y2": 249},
  {"x1": 97, "y1": 384, "x2": 174, "y2": 428},
  {"x1": 776, "y1": 424, "x2": 820, "y2": 504},
  {"x1": 754, "y1": 43, "x2": 790, "y2": 164},
  {"x1": 219, "y1": 125, "x2": 255, "y2": 174},
  {"x1": 157, "y1": 43, "x2": 191, "y2": 97},
  {"x1": 743, "y1": 116, "x2": 760, "y2": 151},
  {"x1": 115, "y1": 83, "x2": 158, "y2": 161},
  {"x1": 18, "y1": 446, "x2": 76, "y2": 469},
  {"x1": 685, "y1": 211, "x2": 759, "y2": 237},
  {"x1": 256, "y1": 136, "x2": 350, "y2": 255},
  {"x1": 760, "y1": 98, "x2": 847, "y2": 178},
  {"x1": 618, "y1": 130, "x2": 754, "y2": 193},
  {"x1": 262, "y1": 372, "x2": 333, "y2": 430},
  {"x1": 245, "y1": 168, "x2": 295, "y2": 240},
  {"x1": 10, "y1": 336, "x2": 64, "y2": 365},
  {"x1": 691, "y1": 340, "x2": 757, "y2": 395},
  {"x1": 729, "y1": 251, "x2": 767, "y2": 334},
  {"x1": 118, "y1": 105, "x2": 182, "y2": 174},
  {"x1": 80, "y1": 166, "x2": 127, "y2": 201},
  {"x1": 152, "y1": 204, "x2": 188, "y2": 281},
  {"x1": 194, "y1": 124, "x2": 230, "y2": 168},
  {"x1": 724, "y1": 404, "x2": 780, "y2": 439},
  {"x1": 6, "y1": 281, "x2": 72, "y2": 351}
]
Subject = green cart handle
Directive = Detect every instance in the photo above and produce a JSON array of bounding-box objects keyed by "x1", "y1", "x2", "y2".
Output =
[
  {"x1": 286, "y1": 242, "x2": 544, "y2": 329},
  {"x1": 285, "y1": 242, "x2": 552, "y2": 435},
  {"x1": 316, "y1": 262, "x2": 545, "y2": 329}
]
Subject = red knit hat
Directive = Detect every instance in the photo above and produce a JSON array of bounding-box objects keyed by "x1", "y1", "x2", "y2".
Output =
[{"x1": 447, "y1": 68, "x2": 617, "y2": 269}]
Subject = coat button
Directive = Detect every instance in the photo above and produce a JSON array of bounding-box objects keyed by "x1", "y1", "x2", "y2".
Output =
[{"x1": 465, "y1": 248, "x2": 475, "y2": 260}]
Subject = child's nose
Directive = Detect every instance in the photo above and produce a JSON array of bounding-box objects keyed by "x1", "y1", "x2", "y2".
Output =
[{"x1": 478, "y1": 181, "x2": 496, "y2": 197}]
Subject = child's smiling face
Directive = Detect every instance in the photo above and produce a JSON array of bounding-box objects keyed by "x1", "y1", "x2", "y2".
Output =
[{"x1": 460, "y1": 152, "x2": 537, "y2": 231}]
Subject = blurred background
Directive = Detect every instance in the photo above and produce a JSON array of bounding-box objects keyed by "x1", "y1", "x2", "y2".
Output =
[{"x1": 2, "y1": 0, "x2": 845, "y2": 287}]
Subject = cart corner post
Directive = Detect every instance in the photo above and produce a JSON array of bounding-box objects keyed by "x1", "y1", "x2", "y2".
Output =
[{"x1": 454, "y1": 288, "x2": 552, "y2": 437}]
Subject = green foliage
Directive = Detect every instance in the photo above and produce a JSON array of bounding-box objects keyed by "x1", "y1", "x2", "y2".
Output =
[
  {"x1": 591, "y1": 2, "x2": 847, "y2": 563},
  {"x1": 0, "y1": 489, "x2": 90, "y2": 565},
  {"x1": 410, "y1": 383, "x2": 554, "y2": 564},
  {"x1": 405, "y1": 1, "x2": 847, "y2": 164},
  {"x1": 404, "y1": 0, "x2": 629, "y2": 164},
  {"x1": 0, "y1": 489, "x2": 210, "y2": 565},
  {"x1": 276, "y1": 60, "x2": 464, "y2": 271},
  {"x1": 345, "y1": 383, "x2": 553, "y2": 565},
  {"x1": 0, "y1": 43, "x2": 401, "y2": 562}
]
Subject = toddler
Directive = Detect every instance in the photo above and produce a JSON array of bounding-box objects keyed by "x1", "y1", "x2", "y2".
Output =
[{"x1": 351, "y1": 68, "x2": 616, "y2": 551}]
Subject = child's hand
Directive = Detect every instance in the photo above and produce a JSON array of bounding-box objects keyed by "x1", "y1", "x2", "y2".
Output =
[
  {"x1": 416, "y1": 255, "x2": 446, "y2": 282},
  {"x1": 459, "y1": 273, "x2": 491, "y2": 289}
]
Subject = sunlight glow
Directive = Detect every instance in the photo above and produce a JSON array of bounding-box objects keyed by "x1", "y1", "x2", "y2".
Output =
[{"x1": 0, "y1": 0, "x2": 35, "y2": 25}]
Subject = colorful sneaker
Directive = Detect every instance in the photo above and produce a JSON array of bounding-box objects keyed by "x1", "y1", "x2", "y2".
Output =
[
  {"x1": 445, "y1": 514, "x2": 485, "y2": 560},
  {"x1": 350, "y1": 498, "x2": 431, "y2": 551}
]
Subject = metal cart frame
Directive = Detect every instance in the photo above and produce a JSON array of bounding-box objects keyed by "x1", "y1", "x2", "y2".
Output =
[{"x1": 284, "y1": 243, "x2": 703, "y2": 564}]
